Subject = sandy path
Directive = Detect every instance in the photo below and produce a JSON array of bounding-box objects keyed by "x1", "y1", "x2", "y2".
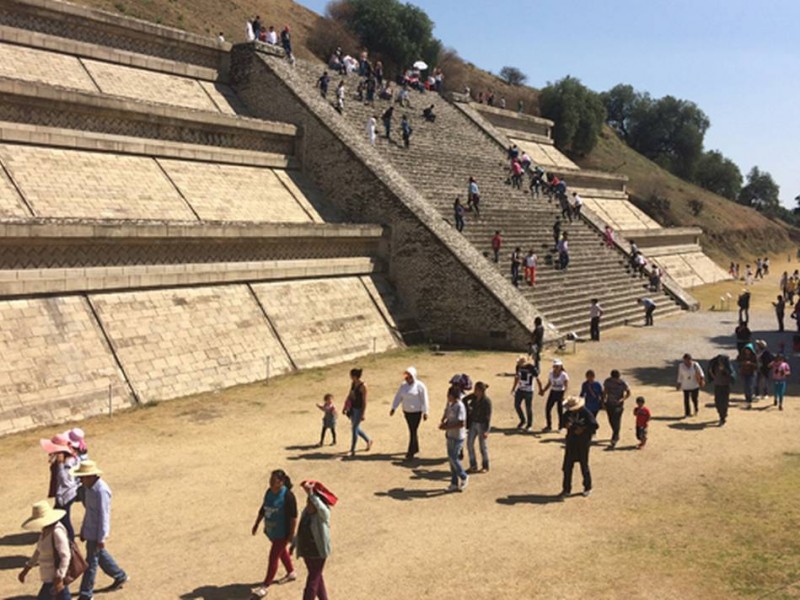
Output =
[{"x1": 1, "y1": 262, "x2": 798, "y2": 600}]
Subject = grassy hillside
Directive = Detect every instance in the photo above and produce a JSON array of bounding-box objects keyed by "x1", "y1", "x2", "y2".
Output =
[{"x1": 575, "y1": 126, "x2": 800, "y2": 263}]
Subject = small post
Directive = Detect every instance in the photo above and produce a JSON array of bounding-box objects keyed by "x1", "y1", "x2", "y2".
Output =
[
  {"x1": 266, "y1": 356, "x2": 271, "y2": 384},
  {"x1": 108, "y1": 384, "x2": 112, "y2": 417},
  {"x1": 372, "y1": 337, "x2": 377, "y2": 354}
]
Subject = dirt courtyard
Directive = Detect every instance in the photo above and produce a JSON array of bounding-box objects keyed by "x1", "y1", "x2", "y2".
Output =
[{"x1": 1, "y1": 262, "x2": 799, "y2": 600}]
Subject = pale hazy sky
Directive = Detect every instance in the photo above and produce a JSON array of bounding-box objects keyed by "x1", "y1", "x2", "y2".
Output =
[{"x1": 299, "y1": 0, "x2": 799, "y2": 209}]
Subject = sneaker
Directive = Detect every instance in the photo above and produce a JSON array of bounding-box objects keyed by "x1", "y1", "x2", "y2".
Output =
[
  {"x1": 251, "y1": 585, "x2": 269, "y2": 598},
  {"x1": 541, "y1": 426, "x2": 552, "y2": 433},
  {"x1": 109, "y1": 575, "x2": 129, "y2": 590},
  {"x1": 446, "y1": 483, "x2": 459, "y2": 492},
  {"x1": 779, "y1": 405, "x2": 784, "y2": 411},
  {"x1": 557, "y1": 491, "x2": 569, "y2": 500},
  {"x1": 582, "y1": 489, "x2": 592, "y2": 497},
  {"x1": 459, "y1": 475, "x2": 469, "y2": 491},
  {"x1": 284, "y1": 572, "x2": 297, "y2": 583},
  {"x1": 366, "y1": 440, "x2": 373, "y2": 452},
  {"x1": 516, "y1": 422, "x2": 525, "y2": 429}
]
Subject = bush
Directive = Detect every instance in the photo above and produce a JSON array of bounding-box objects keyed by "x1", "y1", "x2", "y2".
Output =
[
  {"x1": 307, "y1": 16, "x2": 360, "y2": 62},
  {"x1": 539, "y1": 76, "x2": 605, "y2": 156},
  {"x1": 688, "y1": 198, "x2": 704, "y2": 216}
]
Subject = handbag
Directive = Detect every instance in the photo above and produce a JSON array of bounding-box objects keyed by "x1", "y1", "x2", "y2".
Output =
[{"x1": 53, "y1": 533, "x2": 88, "y2": 585}]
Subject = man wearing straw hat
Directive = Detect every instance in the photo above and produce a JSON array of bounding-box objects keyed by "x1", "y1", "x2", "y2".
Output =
[
  {"x1": 72, "y1": 460, "x2": 128, "y2": 599},
  {"x1": 559, "y1": 396, "x2": 598, "y2": 499},
  {"x1": 17, "y1": 500, "x2": 72, "y2": 599}
]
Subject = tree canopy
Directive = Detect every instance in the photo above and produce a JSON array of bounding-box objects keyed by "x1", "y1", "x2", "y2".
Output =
[
  {"x1": 738, "y1": 166, "x2": 780, "y2": 213},
  {"x1": 539, "y1": 76, "x2": 605, "y2": 156},
  {"x1": 499, "y1": 66, "x2": 527, "y2": 86},
  {"x1": 327, "y1": 0, "x2": 441, "y2": 73},
  {"x1": 694, "y1": 150, "x2": 743, "y2": 201}
]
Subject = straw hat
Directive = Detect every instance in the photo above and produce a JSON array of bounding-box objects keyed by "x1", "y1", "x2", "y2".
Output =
[
  {"x1": 553, "y1": 359, "x2": 563, "y2": 367},
  {"x1": 21, "y1": 501, "x2": 65, "y2": 531},
  {"x1": 40, "y1": 433, "x2": 72, "y2": 455},
  {"x1": 71, "y1": 460, "x2": 103, "y2": 478},
  {"x1": 563, "y1": 396, "x2": 584, "y2": 411}
]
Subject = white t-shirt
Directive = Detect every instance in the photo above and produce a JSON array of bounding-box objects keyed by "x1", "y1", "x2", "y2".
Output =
[
  {"x1": 525, "y1": 254, "x2": 537, "y2": 268},
  {"x1": 549, "y1": 370, "x2": 569, "y2": 391}
]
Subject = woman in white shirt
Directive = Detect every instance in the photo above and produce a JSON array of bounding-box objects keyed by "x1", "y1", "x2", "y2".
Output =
[
  {"x1": 18, "y1": 501, "x2": 72, "y2": 600},
  {"x1": 390, "y1": 367, "x2": 429, "y2": 460},
  {"x1": 676, "y1": 353, "x2": 705, "y2": 417},
  {"x1": 540, "y1": 359, "x2": 569, "y2": 432}
]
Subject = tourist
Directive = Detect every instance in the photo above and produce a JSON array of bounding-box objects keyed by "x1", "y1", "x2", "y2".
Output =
[
  {"x1": 68, "y1": 428, "x2": 89, "y2": 462},
  {"x1": 558, "y1": 396, "x2": 598, "y2": 499},
  {"x1": 794, "y1": 298, "x2": 800, "y2": 331},
  {"x1": 73, "y1": 460, "x2": 128, "y2": 599},
  {"x1": 334, "y1": 80, "x2": 345, "y2": 113},
  {"x1": 530, "y1": 316, "x2": 544, "y2": 371},
  {"x1": 541, "y1": 359, "x2": 569, "y2": 432},
  {"x1": 293, "y1": 481, "x2": 334, "y2": 600},
  {"x1": 400, "y1": 115, "x2": 412, "y2": 149},
  {"x1": 602, "y1": 369, "x2": 631, "y2": 449},
  {"x1": 381, "y1": 106, "x2": 394, "y2": 140},
  {"x1": 252, "y1": 16, "x2": 262, "y2": 40},
  {"x1": 280, "y1": 26, "x2": 294, "y2": 64},
  {"x1": 510, "y1": 159, "x2": 523, "y2": 189},
  {"x1": 736, "y1": 343, "x2": 758, "y2": 409},
  {"x1": 251, "y1": 469, "x2": 298, "y2": 598},
  {"x1": 557, "y1": 232, "x2": 569, "y2": 271},
  {"x1": 266, "y1": 25, "x2": 278, "y2": 46},
  {"x1": 467, "y1": 177, "x2": 481, "y2": 217},
  {"x1": 491, "y1": 230, "x2": 502, "y2": 263},
  {"x1": 755, "y1": 340, "x2": 774, "y2": 400},
  {"x1": 316, "y1": 393, "x2": 337, "y2": 447},
  {"x1": 511, "y1": 356, "x2": 541, "y2": 431},
  {"x1": 735, "y1": 319, "x2": 752, "y2": 352},
  {"x1": 520, "y1": 152, "x2": 532, "y2": 172},
  {"x1": 633, "y1": 396, "x2": 651, "y2": 449},
  {"x1": 245, "y1": 19, "x2": 255, "y2": 42},
  {"x1": 737, "y1": 290, "x2": 751, "y2": 324},
  {"x1": 41, "y1": 433, "x2": 78, "y2": 541},
  {"x1": 558, "y1": 192, "x2": 572, "y2": 223},
  {"x1": 572, "y1": 192, "x2": 583, "y2": 218},
  {"x1": 423, "y1": 104, "x2": 436, "y2": 122},
  {"x1": 510, "y1": 246, "x2": 522, "y2": 287},
  {"x1": 580, "y1": 370, "x2": 603, "y2": 418},
  {"x1": 604, "y1": 225, "x2": 614, "y2": 248},
  {"x1": 367, "y1": 114, "x2": 377, "y2": 146},
  {"x1": 638, "y1": 297, "x2": 656, "y2": 326},
  {"x1": 676, "y1": 353, "x2": 705, "y2": 417},
  {"x1": 530, "y1": 166, "x2": 544, "y2": 198},
  {"x1": 218, "y1": 32, "x2": 225, "y2": 43},
  {"x1": 764, "y1": 256, "x2": 770, "y2": 275},
  {"x1": 524, "y1": 249, "x2": 537, "y2": 287},
  {"x1": 390, "y1": 367, "x2": 429, "y2": 460},
  {"x1": 708, "y1": 354, "x2": 735, "y2": 425},
  {"x1": 552, "y1": 217, "x2": 561, "y2": 248},
  {"x1": 774, "y1": 295, "x2": 786, "y2": 332},
  {"x1": 453, "y1": 197, "x2": 465, "y2": 232},
  {"x1": 755, "y1": 258, "x2": 763, "y2": 279},
  {"x1": 464, "y1": 381, "x2": 492, "y2": 473},
  {"x1": 397, "y1": 85, "x2": 410, "y2": 107},
  {"x1": 374, "y1": 60, "x2": 384, "y2": 86},
  {"x1": 589, "y1": 298, "x2": 603, "y2": 341},
  {"x1": 317, "y1": 71, "x2": 330, "y2": 98},
  {"x1": 744, "y1": 265, "x2": 753, "y2": 286},
  {"x1": 17, "y1": 501, "x2": 72, "y2": 600},
  {"x1": 345, "y1": 368, "x2": 372, "y2": 456},
  {"x1": 439, "y1": 387, "x2": 469, "y2": 492},
  {"x1": 770, "y1": 354, "x2": 790, "y2": 410}
]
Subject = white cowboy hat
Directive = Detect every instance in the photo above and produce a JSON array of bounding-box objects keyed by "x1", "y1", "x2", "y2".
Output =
[
  {"x1": 563, "y1": 396, "x2": 585, "y2": 411},
  {"x1": 21, "y1": 501, "x2": 65, "y2": 531},
  {"x1": 71, "y1": 460, "x2": 103, "y2": 478}
]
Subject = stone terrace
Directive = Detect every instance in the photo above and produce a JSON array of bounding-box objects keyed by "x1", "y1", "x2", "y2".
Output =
[{"x1": 287, "y1": 60, "x2": 683, "y2": 334}]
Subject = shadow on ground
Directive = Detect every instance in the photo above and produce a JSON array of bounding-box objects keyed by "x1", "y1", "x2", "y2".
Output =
[
  {"x1": 496, "y1": 493, "x2": 564, "y2": 505},
  {"x1": 374, "y1": 487, "x2": 450, "y2": 501},
  {"x1": 0, "y1": 533, "x2": 37, "y2": 547},
  {"x1": 0, "y1": 555, "x2": 28, "y2": 571},
  {"x1": 180, "y1": 582, "x2": 261, "y2": 599}
]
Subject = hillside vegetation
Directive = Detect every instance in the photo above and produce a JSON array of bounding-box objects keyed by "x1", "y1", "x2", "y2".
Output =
[{"x1": 74, "y1": 0, "x2": 798, "y2": 262}]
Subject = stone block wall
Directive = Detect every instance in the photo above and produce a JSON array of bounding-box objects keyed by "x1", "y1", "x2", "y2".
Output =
[{"x1": 230, "y1": 45, "x2": 540, "y2": 349}]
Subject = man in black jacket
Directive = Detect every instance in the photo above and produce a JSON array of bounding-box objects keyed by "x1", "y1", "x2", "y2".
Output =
[
  {"x1": 559, "y1": 396, "x2": 598, "y2": 498},
  {"x1": 464, "y1": 382, "x2": 492, "y2": 473}
]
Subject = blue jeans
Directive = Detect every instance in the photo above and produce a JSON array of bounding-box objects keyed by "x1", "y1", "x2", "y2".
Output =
[
  {"x1": 446, "y1": 437, "x2": 467, "y2": 486},
  {"x1": 774, "y1": 380, "x2": 787, "y2": 406},
  {"x1": 38, "y1": 582, "x2": 71, "y2": 600},
  {"x1": 349, "y1": 408, "x2": 370, "y2": 453},
  {"x1": 742, "y1": 373, "x2": 755, "y2": 404},
  {"x1": 467, "y1": 423, "x2": 489, "y2": 470},
  {"x1": 80, "y1": 540, "x2": 126, "y2": 599}
]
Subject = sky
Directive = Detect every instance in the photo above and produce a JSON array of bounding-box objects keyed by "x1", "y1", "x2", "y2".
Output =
[{"x1": 298, "y1": 0, "x2": 799, "y2": 209}]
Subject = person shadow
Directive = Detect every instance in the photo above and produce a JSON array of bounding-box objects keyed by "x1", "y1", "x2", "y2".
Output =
[
  {"x1": 180, "y1": 582, "x2": 261, "y2": 599},
  {"x1": 668, "y1": 420, "x2": 718, "y2": 431},
  {"x1": 496, "y1": 493, "x2": 564, "y2": 505},
  {"x1": 374, "y1": 487, "x2": 449, "y2": 501}
]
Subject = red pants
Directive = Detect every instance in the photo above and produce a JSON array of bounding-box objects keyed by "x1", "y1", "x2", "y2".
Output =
[
  {"x1": 525, "y1": 266, "x2": 536, "y2": 285},
  {"x1": 264, "y1": 537, "x2": 293, "y2": 585},
  {"x1": 303, "y1": 557, "x2": 328, "y2": 600}
]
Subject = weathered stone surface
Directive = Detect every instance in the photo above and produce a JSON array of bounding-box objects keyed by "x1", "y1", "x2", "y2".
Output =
[
  {"x1": 0, "y1": 41, "x2": 97, "y2": 90},
  {"x1": 90, "y1": 285, "x2": 293, "y2": 403},
  {"x1": 0, "y1": 165, "x2": 29, "y2": 217},
  {"x1": 583, "y1": 197, "x2": 661, "y2": 231},
  {"x1": 0, "y1": 295, "x2": 134, "y2": 434},
  {"x1": 253, "y1": 276, "x2": 399, "y2": 369}
]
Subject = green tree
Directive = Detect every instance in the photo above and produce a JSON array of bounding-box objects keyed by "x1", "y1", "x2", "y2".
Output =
[
  {"x1": 693, "y1": 150, "x2": 743, "y2": 201},
  {"x1": 327, "y1": 0, "x2": 441, "y2": 73},
  {"x1": 600, "y1": 83, "x2": 641, "y2": 140},
  {"x1": 499, "y1": 66, "x2": 527, "y2": 86},
  {"x1": 539, "y1": 76, "x2": 606, "y2": 156},
  {"x1": 738, "y1": 166, "x2": 780, "y2": 213}
]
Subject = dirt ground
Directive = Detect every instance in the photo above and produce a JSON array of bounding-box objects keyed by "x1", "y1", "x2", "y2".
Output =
[{"x1": 1, "y1": 258, "x2": 799, "y2": 600}]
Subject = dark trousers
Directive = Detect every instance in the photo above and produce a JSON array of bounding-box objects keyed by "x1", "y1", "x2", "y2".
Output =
[
  {"x1": 562, "y1": 439, "x2": 591, "y2": 493},
  {"x1": 302, "y1": 557, "x2": 328, "y2": 600},
  {"x1": 493, "y1": 248, "x2": 499, "y2": 263},
  {"x1": 605, "y1": 404, "x2": 624, "y2": 442},
  {"x1": 683, "y1": 388, "x2": 699, "y2": 416},
  {"x1": 545, "y1": 390, "x2": 564, "y2": 429},
  {"x1": 777, "y1": 311, "x2": 784, "y2": 332},
  {"x1": 511, "y1": 263, "x2": 520, "y2": 286},
  {"x1": 514, "y1": 390, "x2": 533, "y2": 428},
  {"x1": 714, "y1": 385, "x2": 730, "y2": 422},
  {"x1": 645, "y1": 305, "x2": 655, "y2": 326},
  {"x1": 455, "y1": 214, "x2": 464, "y2": 232},
  {"x1": 590, "y1": 317, "x2": 600, "y2": 341},
  {"x1": 319, "y1": 424, "x2": 336, "y2": 445},
  {"x1": 403, "y1": 411, "x2": 422, "y2": 457}
]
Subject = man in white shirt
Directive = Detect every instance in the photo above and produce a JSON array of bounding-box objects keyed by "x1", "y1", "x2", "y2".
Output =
[
  {"x1": 390, "y1": 366, "x2": 429, "y2": 460},
  {"x1": 589, "y1": 298, "x2": 604, "y2": 341},
  {"x1": 572, "y1": 192, "x2": 583, "y2": 218},
  {"x1": 676, "y1": 353, "x2": 705, "y2": 417},
  {"x1": 266, "y1": 26, "x2": 278, "y2": 45}
]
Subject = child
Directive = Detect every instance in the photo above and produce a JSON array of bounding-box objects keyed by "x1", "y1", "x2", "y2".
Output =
[
  {"x1": 770, "y1": 354, "x2": 791, "y2": 411},
  {"x1": 316, "y1": 394, "x2": 337, "y2": 446},
  {"x1": 580, "y1": 370, "x2": 603, "y2": 418},
  {"x1": 633, "y1": 396, "x2": 651, "y2": 449}
]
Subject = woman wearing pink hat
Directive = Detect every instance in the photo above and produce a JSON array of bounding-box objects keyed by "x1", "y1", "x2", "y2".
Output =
[{"x1": 41, "y1": 434, "x2": 79, "y2": 541}]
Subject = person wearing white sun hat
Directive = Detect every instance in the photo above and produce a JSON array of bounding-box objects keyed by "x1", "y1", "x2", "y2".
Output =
[
  {"x1": 71, "y1": 461, "x2": 128, "y2": 600},
  {"x1": 558, "y1": 396, "x2": 598, "y2": 500},
  {"x1": 18, "y1": 500, "x2": 72, "y2": 599}
]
